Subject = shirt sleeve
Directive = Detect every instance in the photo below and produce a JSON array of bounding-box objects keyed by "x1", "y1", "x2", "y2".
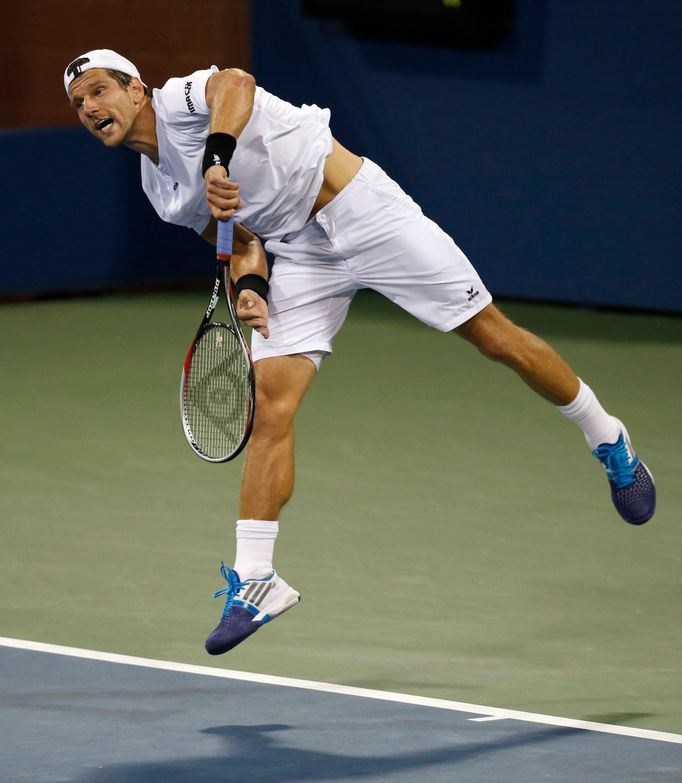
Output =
[{"x1": 156, "y1": 66, "x2": 219, "y2": 128}]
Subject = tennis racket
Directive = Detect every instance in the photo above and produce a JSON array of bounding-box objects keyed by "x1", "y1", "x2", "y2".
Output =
[{"x1": 180, "y1": 219, "x2": 255, "y2": 462}]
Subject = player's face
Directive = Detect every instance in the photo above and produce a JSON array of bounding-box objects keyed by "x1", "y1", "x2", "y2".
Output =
[{"x1": 68, "y1": 69, "x2": 142, "y2": 147}]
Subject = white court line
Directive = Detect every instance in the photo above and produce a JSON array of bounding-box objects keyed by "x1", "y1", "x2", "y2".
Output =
[{"x1": 1, "y1": 636, "x2": 681, "y2": 746}]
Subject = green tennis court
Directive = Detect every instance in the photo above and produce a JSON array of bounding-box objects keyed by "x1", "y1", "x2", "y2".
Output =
[{"x1": 1, "y1": 291, "x2": 680, "y2": 735}]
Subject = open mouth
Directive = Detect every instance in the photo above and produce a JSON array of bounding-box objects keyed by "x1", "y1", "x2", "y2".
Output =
[{"x1": 95, "y1": 118, "x2": 113, "y2": 132}]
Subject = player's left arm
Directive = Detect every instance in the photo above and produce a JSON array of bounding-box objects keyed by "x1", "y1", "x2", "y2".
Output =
[
  {"x1": 202, "y1": 219, "x2": 270, "y2": 338},
  {"x1": 203, "y1": 69, "x2": 256, "y2": 221}
]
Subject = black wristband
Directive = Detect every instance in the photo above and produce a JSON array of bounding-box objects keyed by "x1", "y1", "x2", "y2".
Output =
[
  {"x1": 233, "y1": 274, "x2": 269, "y2": 302},
  {"x1": 202, "y1": 132, "x2": 237, "y2": 177}
]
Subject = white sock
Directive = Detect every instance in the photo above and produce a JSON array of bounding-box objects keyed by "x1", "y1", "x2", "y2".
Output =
[
  {"x1": 558, "y1": 379, "x2": 621, "y2": 450},
  {"x1": 233, "y1": 519, "x2": 279, "y2": 579}
]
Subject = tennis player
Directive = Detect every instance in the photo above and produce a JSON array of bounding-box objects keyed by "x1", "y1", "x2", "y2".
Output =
[{"x1": 65, "y1": 49, "x2": 656, "y2": 655}]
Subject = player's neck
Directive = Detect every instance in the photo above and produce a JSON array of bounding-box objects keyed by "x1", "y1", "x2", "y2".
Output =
[{"x1": 124, "y1": 99, "x2": 160, "y2": 165}]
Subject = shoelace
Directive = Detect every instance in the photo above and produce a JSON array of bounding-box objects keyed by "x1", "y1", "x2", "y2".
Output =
[
  {"x1": 212, "y1": 562, "x2": 250, "y2": 615},
  {"x1": 593, "y1": 437, "x2": 638, "y2": 489}
]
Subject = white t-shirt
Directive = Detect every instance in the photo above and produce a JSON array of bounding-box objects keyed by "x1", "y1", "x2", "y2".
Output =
[{"x1": 140, "y1": 67, "x2": 333, "y2": 241}]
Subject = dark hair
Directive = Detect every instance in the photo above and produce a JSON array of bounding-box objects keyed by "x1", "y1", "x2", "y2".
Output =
[{"x1": 107, "y1": 69, "x2": 153, "y2": 97}]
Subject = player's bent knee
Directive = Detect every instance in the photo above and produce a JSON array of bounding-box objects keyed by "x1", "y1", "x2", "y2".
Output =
[
  {"x1": 251, "y1": 395, "x2": 297, "y2": 439},
  {"x1": 457, "y1": 305, "x2": 530, "y2": 363}
]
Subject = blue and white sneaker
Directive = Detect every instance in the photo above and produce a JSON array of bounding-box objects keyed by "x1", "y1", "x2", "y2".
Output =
[
  {"x1": 592, "y1": 420, "x2": 656, "y2": 525},
  {"x1": 205, "y1": 563, "x2": 301, "y2": 655}
]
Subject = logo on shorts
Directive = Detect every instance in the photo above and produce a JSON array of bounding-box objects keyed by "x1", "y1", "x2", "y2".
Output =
[
  {"x1": 466, "y1": 285, "x2": 480, "y2": 302},
  {"x1": 184, "y1": 81, "x2": 195, "y2": 113}
]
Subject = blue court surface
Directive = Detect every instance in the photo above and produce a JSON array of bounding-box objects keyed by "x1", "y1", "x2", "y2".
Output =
[{"x1": 1, "y1": 639, "x2": 680, "y2": 783}]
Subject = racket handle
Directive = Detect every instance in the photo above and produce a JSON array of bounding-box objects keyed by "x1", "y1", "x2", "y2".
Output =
[{"x1": 216, "y1": 218, "x2": 234, "y2": 261}]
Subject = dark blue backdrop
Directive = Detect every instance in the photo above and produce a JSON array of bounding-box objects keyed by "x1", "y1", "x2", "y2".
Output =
[
  {"x1": 251, "y1": 0, "x2": 682, "y2": 312},
  {"x1": 2, "y1": 1, "x2": 680, "y2": 311},
  {"x1": 0, "y1": 127, "x2": 208, "y2": 296}
]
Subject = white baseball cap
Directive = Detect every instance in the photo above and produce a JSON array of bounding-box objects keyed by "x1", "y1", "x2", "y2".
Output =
[{"x1": 64, "y1": 49, "x2": 143, "y2": 95}]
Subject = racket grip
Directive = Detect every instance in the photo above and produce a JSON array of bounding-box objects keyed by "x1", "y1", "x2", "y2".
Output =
[{"x1": 216, "y1": 218, "x2": 234, "y2": 261}]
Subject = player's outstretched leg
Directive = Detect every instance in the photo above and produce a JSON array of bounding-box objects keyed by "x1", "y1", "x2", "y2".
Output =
[{"x1": 456, "y1": 304, "x2": 656, "y2": 524}]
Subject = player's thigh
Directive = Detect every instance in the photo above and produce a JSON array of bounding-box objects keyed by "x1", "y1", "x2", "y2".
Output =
[
  {"x1": 357, "y1": 210, "x2": 492, "y2": 332},
  {"x1": 455, "y1": 302, "x2": 513, "y2": 343},
  {"x1": 253, "y1": 237, "x2": 356, "y2": 362}
]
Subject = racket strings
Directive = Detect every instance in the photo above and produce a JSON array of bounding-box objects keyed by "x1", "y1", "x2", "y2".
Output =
[{"x1": 184, "y1": 324, "x2": 251, "y2": 459}]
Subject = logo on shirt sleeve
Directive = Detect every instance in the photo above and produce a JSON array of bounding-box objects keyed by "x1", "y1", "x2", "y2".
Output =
[{"x1": 184, "y1": 81, "x2": 196, "y2": 113}]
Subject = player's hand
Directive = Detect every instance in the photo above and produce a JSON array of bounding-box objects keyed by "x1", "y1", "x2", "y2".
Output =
[
  {"x1": 204, "y1": 165, "x2": 242, "y2": 220},
  {"x1": 236, "y1": 290, "x2": 270, "y2": 339}
]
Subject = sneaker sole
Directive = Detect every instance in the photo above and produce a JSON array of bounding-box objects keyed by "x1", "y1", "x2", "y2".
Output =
[
  {"x1": 622, "y1": 460, "x2": 656, "y2": 525},
  {"x1": 611, "y1": 419, "x2": 656, "y2": 525}
]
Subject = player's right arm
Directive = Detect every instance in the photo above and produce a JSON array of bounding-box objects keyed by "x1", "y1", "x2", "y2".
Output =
[
  {"x1": 200, "y1": 70, "x2": 269, "y2": 336},
  {"x1": 205, "y1": 68, "x2": 255, "y2": 138},
  {"x1": 202, "y1": 69, "x2": 256, "y2": 221}
]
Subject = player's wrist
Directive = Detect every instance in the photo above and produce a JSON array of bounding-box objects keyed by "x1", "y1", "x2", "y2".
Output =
[
  {"x1": 203, "y1": 164, "x2": 228, "y2": 181},
  {"x1": 202, "y1": 132, "x2": 237, "y2": 178},
  {"x1": 234, "y1": 273, "x2": 269, "y2": 302}
]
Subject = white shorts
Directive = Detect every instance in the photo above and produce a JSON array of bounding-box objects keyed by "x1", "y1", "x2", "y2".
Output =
[{"x1": 252, "y1": 158, "x2": 492, "y2": 367}]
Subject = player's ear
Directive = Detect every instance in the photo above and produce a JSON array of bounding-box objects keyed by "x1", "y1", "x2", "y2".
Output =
[{"x1": 129, "y1": 76, "x2": 145, "y2": 105}]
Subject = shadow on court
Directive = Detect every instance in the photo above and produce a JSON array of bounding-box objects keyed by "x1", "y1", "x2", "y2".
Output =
[
  {"x1": 3, "y1": 647, "x2": 680, "y2": 783},
  {"x1": 75, "y1": 722, "x2": 579, "y2": 783},
  {"x1": 583, "y1": 713, "x2": 655, "y2": 727}
]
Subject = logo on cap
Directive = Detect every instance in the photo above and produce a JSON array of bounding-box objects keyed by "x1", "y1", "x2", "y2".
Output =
[{"x1": 66, "y1": 57, "x2": 91, "y2": 82}]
